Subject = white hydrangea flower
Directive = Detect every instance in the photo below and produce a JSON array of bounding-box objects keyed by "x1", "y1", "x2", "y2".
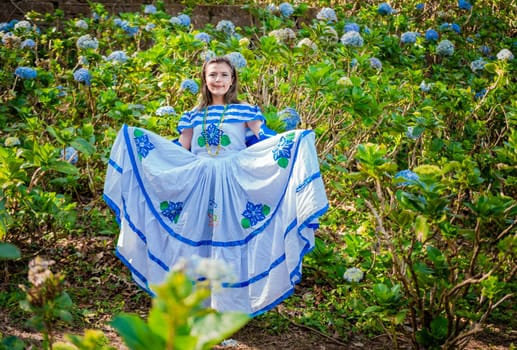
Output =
[
  {"x1": 296, "y1": 38, "x2": 318, "y2": 50},
  {"x1": 343, "y1": 267, "x2": 364, "y2": 283},
  {"x1": 496, "y1": 48, "x2": 514, "y2": 61}
]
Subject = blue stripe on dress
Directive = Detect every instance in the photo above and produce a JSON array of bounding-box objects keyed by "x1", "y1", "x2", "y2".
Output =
[
  {"x1": 296, "y1": 172, "x2": 322, "y2": 193},
  {"x1": 108, "y1": 158, "x2": 123, "y2": 173},
  {"x1": 178, "y1": 104, "x2": 264, "y2": 131}
]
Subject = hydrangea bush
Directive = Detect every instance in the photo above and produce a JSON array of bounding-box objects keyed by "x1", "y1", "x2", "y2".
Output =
[{"x1": 0, "y1": 1, "x2": 515, "y2": 349}]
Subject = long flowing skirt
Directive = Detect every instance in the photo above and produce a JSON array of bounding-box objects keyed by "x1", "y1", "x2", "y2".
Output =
[{"x1": 103, "y1": 124, "x2": 328, "y2": 316}]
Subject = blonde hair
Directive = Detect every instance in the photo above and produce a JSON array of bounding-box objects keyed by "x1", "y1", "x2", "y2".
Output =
[{"x1": 197, "y1": 56, "x2": 241, "y2": 109}]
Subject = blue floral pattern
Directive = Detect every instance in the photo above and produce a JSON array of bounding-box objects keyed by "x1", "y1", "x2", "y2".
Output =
[
  {"x1": 134, "y1": 129, "x2": 155, "y2": 158},
  {"x1": 161, "y1": 201, "x2": 184, "y2": 224},
  {"x1": 201, "y1": 123, "x2": 224, "y2": 146},
  {"x1": 241, "y1": 201, "x2": 270, "y2": 228},
  {"x1": 272, "y1": 135, "x2": 294, "y2": 161}
]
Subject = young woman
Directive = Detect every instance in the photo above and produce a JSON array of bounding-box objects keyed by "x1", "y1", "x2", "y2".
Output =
[{"x1": 103, "y1": 56, "x2": 328, "y2": 316}]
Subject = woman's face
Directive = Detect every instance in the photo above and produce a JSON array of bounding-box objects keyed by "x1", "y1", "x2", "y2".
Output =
[{"x1": 205, "y1": 62, "x2": 234, "y2": 100}]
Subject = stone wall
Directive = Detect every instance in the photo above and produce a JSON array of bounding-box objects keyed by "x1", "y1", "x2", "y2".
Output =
[{"x1": 0, "y1": 0, "x2": 313, "y2": 29}]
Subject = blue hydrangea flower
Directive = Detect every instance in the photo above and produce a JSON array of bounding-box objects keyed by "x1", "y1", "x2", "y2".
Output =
[
  {"x1": 278, "y1": 107, "x2": 301, "y2": 130},
  {"x1": 395, "y1": 169, "x2": 419, "y2": 185},
  {"x1": 0, "y1": 22, "x2": 14, "y2": 32},
  {"x1": 20, "y1": 38, "x2": 36, "y2": 49},
  {"x1": 439, "y1": 22, "x2": 451, "y2": 31},
  {"x1": 436, "y1": 39, "x2": 454, "y2": 56},
  {"x1": 226, "y1": 52, "x2": 247, "y2": 69},
  {"x1": 401, "y1": 31, "x2": 419, "y2": 44},
  {"x1": 479, "y1": 45, "x2": 491, "y2": 55},
  {"x1": 145, "y1": 23, "x2": 156, "y2": 31},
  {"x1": 144, "y1": 4, "x2": 157, "y2": 14},
  {"x1": 272, "y1": 135, "x2": 294, "y2": 161},
  {"x1": 377, "y1": 2, "x2": 394, "y2": 15},
  {"x1": 75, "y1": 19, "x2": 88, "y2": 30},
  {"x1": 496, "y1": 48, "x2": 514, "y2": 60},
  {"x1": 470, "y1": 58, "x2": 486, "y2": 72},
  {"x1": 458, "y1": 0, "x2": 472, "y2": 10},
  {"x1": 201, "y1": 50, "x2": 216, "y2": 62},
  {"x1": 279, "y1": 2, "x2": 294, "y2": 17},
  {"x1": 425, "y1": 29, "x2": 439, "y2": 41},
  {"x1": 177, "y1": 14, "x2": 191, "y2": 27},
  {"x1": 363, "y1": 26, "x2": 371, "y2": 35},
  {"x1": 57, "y1": 85, "x2": 67, "y2": 97},
  {"x1": 61, "y1": 146, "x2": 79, "y2": 164},
  {"x1": 180, "y1": 79, "x2": 199, "y2": 94},
  {"x1": 15, "y1": 66, "x2": 37, "y2": 80},
  {"x1": 316, "y1": 7, "x2": 337, "y2": 22},
  {"x1": 76, "y1": 34, "x2": 99, "y2": 50},
  {"x1": 344, "y1": 22, "x2": 360, "y2": 33},
  {"x1": 241, "y1": 201, "x2": 267, "y2": 227},
  {"x1": 451, "y1": 23, "x2": 461, "y2": 33},
  {"x1": 156, "y1": 106, "x2": 176, "y2": 116},
  {"x1": 134, "y1": 132, "x2": 155, "y2": 158},
  {"x1": 216, "y1": 20, "x2": 235, "y2": 36},
  {"x1": 73, "y1": 68, "x2": 92, "y2": 85},
  {"x1": 350, "y1": 58, "x2": 358, "y2": 68},
  {"x1": 340, "y1": 31, "x2": 364, "y2": 47},
  {"x1": 415, "y1": 3, "x2": 425, "y2": 10},
  {"x1": 343, "y1": 267, "x2": 364, "y2": 283},
  {"x1": 370, "y1": 57, "x2": 382, "y2": 70},
  {"x1": 266, "y1": 4, "x2": 278, "y2": 13},
  {"x1": 106, "y1": 50, "x2": 128, "y2": 63},
  {"x1": 195, "y1": 32, "x2": 211, "y2": 43},
  {"x1": 474, "y1": 88, "x2": 487, "y2": 100},
  {"x1": 114, "y1": 18, "x2": 138, "y2": 35}
]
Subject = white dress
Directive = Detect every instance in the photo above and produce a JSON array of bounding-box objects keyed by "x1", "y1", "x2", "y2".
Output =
[{"x1": 103, "y1": 103, "x2": 328, "y2": 316}]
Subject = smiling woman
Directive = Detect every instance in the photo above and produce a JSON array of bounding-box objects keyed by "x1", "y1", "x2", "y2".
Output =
[{"x1": 103, "y1": 55, "x2": 329, "y2": 317}]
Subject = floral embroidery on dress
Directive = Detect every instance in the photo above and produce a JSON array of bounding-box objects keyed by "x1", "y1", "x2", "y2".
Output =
[
  {"x1": 134, "y1": 129, "x2": 155, "y2": 158},
  {"x1": 272, "y1": 132, "x2": 295, "y2": 168},
  {"x1": 160, "y1": 201, "x2": 183, "y2": 224},
  {"x1": 202, "y1": 124, "x2": 223, "y2": 146},
  {"x1": 198, "y1": 124, "x2": 231, "y2": 147},
  {"x1": 241, "y1": 201, "x2": 270, "y2": 228},
  {"x1": 208, "y1": 199, "x2": 219, "y2": 227}
]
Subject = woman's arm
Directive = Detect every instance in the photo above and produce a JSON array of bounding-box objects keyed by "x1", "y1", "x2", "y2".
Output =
[
  {"x1": 179, "y1": 128, "x2": 193, "y2": 150},
  {"x1": 246, "y1": 119, "x2": 263, "y2": 138}
]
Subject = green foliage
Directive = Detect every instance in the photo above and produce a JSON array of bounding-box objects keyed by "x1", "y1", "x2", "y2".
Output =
[
  {"x1": 1, "y1": 0, "x2": 516, "y2": 349},
  {"x1": 111, "y1": 269, "x2": 250, "y2": 350},
  {"x1": 19, "y1": 257, "x2": 74, "y2": 350}
]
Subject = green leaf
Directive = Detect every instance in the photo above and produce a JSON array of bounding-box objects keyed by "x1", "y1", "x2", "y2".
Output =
[
  {"x1": 111, "y1": 314, "x2": 165, "y2": 350},
  {"x1": 53, "y1": 161, "x2": 80, "y2": 175},
  {"x1": 415, "y1": 215, "x2": 429, "y2": 242},
  {"x1": 70, "y1": 137, "x2": 95, "y2": 156},
  {"x1": 0, "y1": 243, "x2": 21, "y2": 260},
  {"x1": 190, "y1": 312, "x2": 250, "y2": 349},
  {"x1": 483, "y1": 63, "x2": 496, "y2": 74},
  {"x1": 262, "y1": 205, "x2": 270, "y2": 216}
]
